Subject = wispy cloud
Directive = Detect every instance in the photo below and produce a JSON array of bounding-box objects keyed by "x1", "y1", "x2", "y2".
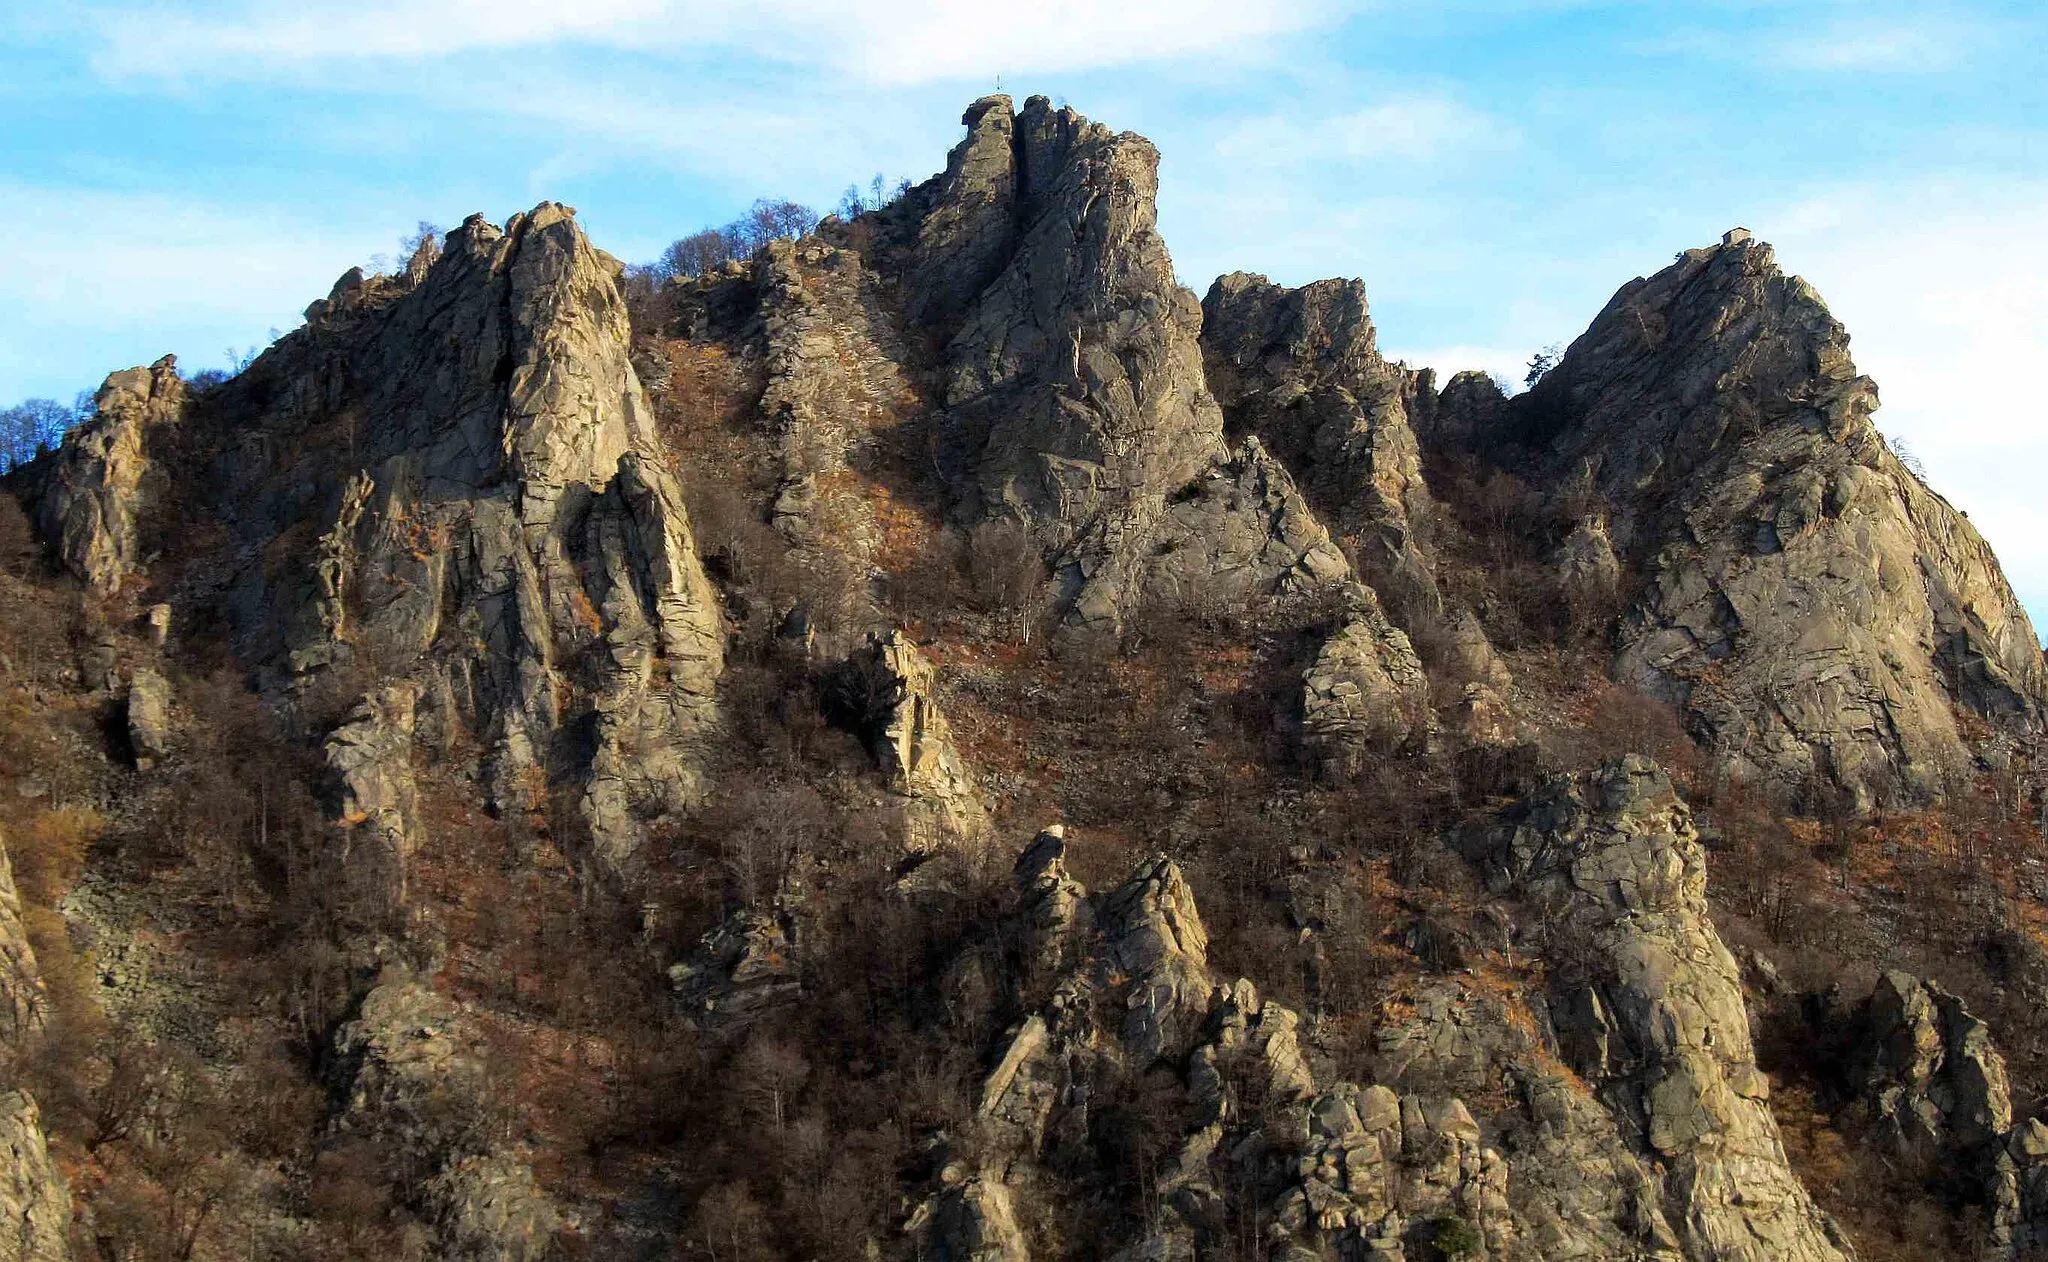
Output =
[
  {"x1": 1214, "y1": 96, "x2": 1518, "y2": 169},
  {"x1": 0, "y1": 182, "x2": 392, "y2": 392},
  {"x1": 88, "y1": 0, "x2": 1355, "y2": 85},
  {"x1": 1640, "y1": 10, "x2": 1990, "y2": 74}
]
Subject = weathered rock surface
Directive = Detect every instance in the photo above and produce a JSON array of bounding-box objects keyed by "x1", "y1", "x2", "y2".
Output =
[
  {"x1": 0, "y1": 841, "x2": 66, "y2": 1261},
  {"x1": 754, "y1": 235, "x2": 930, "y2": 636},
  {"x1": 1137, "y1": 437, "x2": 1352, "y2": 612},
  {"x1": 324, "y1": 683, "x2": 422, "y2": 907},
  {"x1": 1471, "y1": 755, "x2": 1852, "y2": 1261},
  {"x1": 1302, "y1": 591, "x2": 1432, "y2": 771},
  {"x1": 1514, "y1": 232, "x2": 2048, "y2": 805},
  {"x1": 330, "y1": 972, "x2": 560, "y2": 1256},
  {"x1": 668, "y1": 907, "x2": 801, "y2": 1027},
  {"x1": 0, "y1": 1090, "x2": 71, "y2": 1262},
  {"x1": 899, "y1": 95, "x2": 1364, "y2": 633},
  {"x1": 855, "y1": 631, "x2": 987, "y2": 849},
  {"x1": 72, "y1": 204, "x2": 725, "y2": 872},
  {"x1": 125, "y1": 666, "x2": 172, "y2": 768},
  {"x1": 33, "y1": 354, "x2": 183, "y2": 593},
  {"x1": 1850, "y1": 970, "x2": 2048, "y2": 1256},
  {"x1": 925, "y1": 830, "x2": 1529, "y2": 1261},
  {"x1": 910, "y1": 95, "x2": 1225, "y2": 609},
  {"x1": 0, "y1": 830, "x2": 47, "y2": 1046},
  {"x1": 1200, "y1": 272, "x2": 1446, "y2": 622}
]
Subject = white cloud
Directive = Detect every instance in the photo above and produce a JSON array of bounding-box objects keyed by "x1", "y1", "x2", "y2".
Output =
[
  {"x1": 1764, "y1": 15, "x2": 1978, "y2": 72},
  {"x1": 89, "y1": 0, "x2": 1351, "y2": 85},
  {"x1": 1634, "y1": 10, "x2": 1989, "y2": 74}
]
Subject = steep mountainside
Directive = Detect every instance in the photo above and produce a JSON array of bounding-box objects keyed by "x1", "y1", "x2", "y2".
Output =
[{"x1": 1, "y1": 94, "x2": 2045, "y2": 1262}]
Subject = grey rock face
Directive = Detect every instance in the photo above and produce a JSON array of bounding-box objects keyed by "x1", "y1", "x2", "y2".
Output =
[
  {"x1": 1200, "y1": 272, "x2": 1445, "y2": 622},
  {"x1": 858, "y1": 631, "x2": 988, "y2": 849},
  {"x1": 754, "y1": 234, "x2": 929, "y2": 636},
  {"x1": 1474, "y1": 755, "x2": 1851, "y2": 1262},
  {"x1": 903, "y1": 95, "x2": 1254, "y2": 630},
  {"x1": 918, "y1": 1174, "x2": 1030, "y2": 1262},
  {"x1": 1137, "y1": 437, "x2": 1352, "y2": 614},
  {"x1": 112, "y1": 203, "x2": 724, "y2": 874},
  {"x1": 33, "y1": 354, "x2": 183, "y2": 593},
  {"x1": 330, "y1": 973, "x2": 560, "y2": 1256},
  {"x1": 428, "y1": 1152, "x2": 562, "y2": 1262},
  {"x1": 125, "y1": 667, "x2": 172, "y2": 768},
  {"x1": 324, "y1": 684, "x2": 422, "y2": 907},
  {"x1": 1302, "y1": 590, "x2": 1432, "y2": 772},
  {"x1": 0, "y1": 832, "x2": 47, "y2": 1046},
  {"x1": 1518, "y1": 234, "x2": 2047, "y2": 805},
  {"x1": 933, "y1": 829, "x2": 1520, "y2": 1261},
  {"x1": 0, "y1": 1090, "x2": 71, "y2": 1262}
]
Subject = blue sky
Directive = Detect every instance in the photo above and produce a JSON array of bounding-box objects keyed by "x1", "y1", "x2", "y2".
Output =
[{"x1": 4, "y1": 0, "x2": 2046, "y2": 632}]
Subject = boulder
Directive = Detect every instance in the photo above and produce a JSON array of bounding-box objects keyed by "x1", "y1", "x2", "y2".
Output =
[
  {"x1": 1301, "y1": 588, "x2": 1431, "y2": 771},
  {"x1": 126, "y1": 666, "x2": 172, "y2": 767},
  {"x1": 669, "y1": 908, "x2": 801, "y2": 1027},
  {"x1": 330, "y1": 973, "x2": 560, "y2": 1256},
  {"x1": 856, "y1": 631, "x2": 988, "y2": 849}
]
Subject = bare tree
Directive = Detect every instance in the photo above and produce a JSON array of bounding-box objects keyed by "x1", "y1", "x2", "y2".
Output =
[{"x1": 0, "y1": 398, "x2": 77, "y2": 472}]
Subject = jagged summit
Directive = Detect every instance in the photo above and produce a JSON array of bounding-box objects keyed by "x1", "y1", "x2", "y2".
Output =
[
  {"x1": 1503, "y1": 229, "x2": 2046, "y2": 805},
  {"x1": 32, "y1": 201, "x2": 725, "y2": 883}
]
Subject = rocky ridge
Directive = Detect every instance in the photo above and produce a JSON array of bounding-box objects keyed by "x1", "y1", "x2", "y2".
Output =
[{"x1": 1, "y1": 90, "x2": 2044, "y2": 1262}]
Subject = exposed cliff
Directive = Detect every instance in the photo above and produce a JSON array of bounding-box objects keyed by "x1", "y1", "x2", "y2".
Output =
[
  {"x1": 1508, "y1": 230, "x2": 2047, "y2": 806},
  {"x1": 23, "y1": 204, "x2": 727, "y2": 878}
]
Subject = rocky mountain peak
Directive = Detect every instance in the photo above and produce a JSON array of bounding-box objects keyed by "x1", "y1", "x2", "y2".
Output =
[{"x1": 1496, "y1": 230, "x2": 2046, "y2": 805}]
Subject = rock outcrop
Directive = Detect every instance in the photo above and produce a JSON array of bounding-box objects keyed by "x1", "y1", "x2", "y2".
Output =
[
  {"x1": 33, "y1": 354, "x2": 184, "y2": 593},
  {"x1": 1301, "y1": 592, "x2": 1432, "y2": 771},
  {"x1": 0, "y1": 1090, "x2": 71, "y2": 1262},
  {"x1": 669, "y1": 907, "x2": 801, "y2": 1027},
  {"x1": 65, "y1": 204, "x2": 726, "y2": 874},
  {"x1": 1514, "y1": 232, "x2": 2048, "y2": 805},
  {"x1": 900, "y1": 95, "x2": 1365, "y2": 633},
  {"x1": 330, "y1": 973, "x2": 560, "y2": 1257},
  {"x1": 854, "y1": 631, "x2": 987, "y2": 849},
  {"x1": 1850, "y1": 970, "x2": 2048, "y2": 1256},
  {"x1": 909, "y1": 95, "x2": 1225, "y2": 616},
  {"x1": 1200, "y1": 272, "x2": 1447, "y2": 622},
  {"x1": 921, "y1": 830, "x2": 1585, "y2": 1261},
  {"x1": 324, "y1": 683, "x2": 422, "y2": 907},
  {"x1": 0, "y1": 835, "x2": 66, "y2": 1262},
  {"x1": 0, "y1": 830, "x2": 47, "y2": 1045},
  {"x1": 1470, "y1": 755, "x2": 1852, "y2": 1261},
  {"x1": 125, "y1": 666, "x2": 172, "y2": 770}
]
